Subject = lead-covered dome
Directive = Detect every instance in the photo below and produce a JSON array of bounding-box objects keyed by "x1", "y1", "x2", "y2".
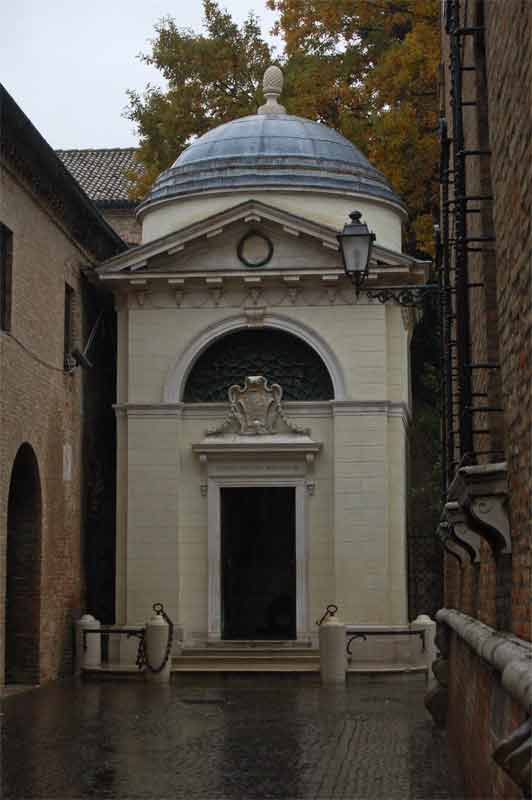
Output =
[
  {"x1": 139, "y1": 66, "x2": 404, "y2": 216},
  {"x1": 139, "y1": 114, "x2": 404, "y2": 212}
]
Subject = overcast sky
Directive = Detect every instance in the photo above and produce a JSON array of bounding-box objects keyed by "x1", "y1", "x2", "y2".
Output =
[{"x1": 1, "y1": 0, "x2": 279, "y2": 150}]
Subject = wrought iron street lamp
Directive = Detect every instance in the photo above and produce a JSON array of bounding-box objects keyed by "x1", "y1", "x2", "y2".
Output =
[
  {"x1": 338, "y1": 210, "x2": 438, "y2": 307},
  {"x1": 337, "y1": 211, "x2": 375, "y2": 296}
]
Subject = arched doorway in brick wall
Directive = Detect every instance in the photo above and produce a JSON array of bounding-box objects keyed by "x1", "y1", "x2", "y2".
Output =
[{"x1": 5, "y1": 443, "x2": 42, "y2": 684}]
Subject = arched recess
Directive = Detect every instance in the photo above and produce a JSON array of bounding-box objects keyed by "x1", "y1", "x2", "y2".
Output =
[
  {"x1": 5, "y1": 443, "x2": 42, "y2": 684},
  {"x1": 163, "y1": 314, "x2": 346, "y2": 402}
]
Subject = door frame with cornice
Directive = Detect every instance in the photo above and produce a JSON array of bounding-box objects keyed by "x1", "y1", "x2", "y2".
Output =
[{"x1": 207, "y1": 471, "x2": 309, "y2": 641}]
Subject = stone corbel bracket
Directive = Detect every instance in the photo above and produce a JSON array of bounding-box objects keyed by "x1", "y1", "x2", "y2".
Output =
[
  {"x1": 305, "y1": 453, "x2": 316, "y2": 495},
  {"x1": 437, "y1": 521, "x2": 467, "y2": 566},
  {"x1": 168, "y1": 277, "x2": 185, "y2": 306},
  {"x1": 199, "y1": 454, "x2": 208, "y2": 497},
  {"x1": 443, "y1": 501, "x2": 481, "y2": 564},
  {"x1": 129, "y1": 278, "x2": 148, "y2": 306},
  {"x1": 449, "y1": 461, "x2": 511, "y2": 558},
  {"x1": 205, "y1": 277, "x2": 223, "y2": 307},
  {"x1": 493, "y1": 717, "x2": 531, "y2": 798}
]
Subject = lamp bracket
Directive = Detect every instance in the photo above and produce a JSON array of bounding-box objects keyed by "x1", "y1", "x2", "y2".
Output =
[{"x1": 365, "y1": 284, "x2": 439, "y2": 307}]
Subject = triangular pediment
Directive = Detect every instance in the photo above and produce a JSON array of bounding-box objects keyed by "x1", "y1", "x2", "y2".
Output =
[
  {"x1": 97, "y1": 201, "x2": 345, "y2": 278},
  {"x1": 97, "y1": 200, "x2": 426, "y2": 283}
]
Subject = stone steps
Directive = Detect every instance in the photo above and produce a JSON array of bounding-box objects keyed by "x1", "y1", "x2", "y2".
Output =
[
  {"x1": 173, "y1": 661, "x2": 318, "y2": 672},
  {"x1": 81, "y1": 664, "x2": 427, "y2": 687},
  {"x1": 202, "y1": 639, "x2": 313, "y2": 649},
  {"x1": 80, "y1": 640, "x2": 428, "y2": 681},
  {"x1": 174, "y1": 645, "x2": 319, "y2": 672},
  {"x1": 180, "y1": 649, "x2": 318, "y2": 658},
  {"x1": 81, "y1": 660, "x2": 427, "y2": 683}
]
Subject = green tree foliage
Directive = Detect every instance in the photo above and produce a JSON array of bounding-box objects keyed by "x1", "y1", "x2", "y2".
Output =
[
  {"x1": 268, "y1": 0, "x2": 440, "y2": 254},
  {"x1": 125, "y1": 0, "x2": 273, "y2": 199},
  {"x1": 127, "y1": 1, "x2": 439, "y2": 255}
]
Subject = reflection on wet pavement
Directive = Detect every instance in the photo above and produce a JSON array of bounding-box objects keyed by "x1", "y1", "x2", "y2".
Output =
[{"x1": 1, "y1": 674, "x2": 463, "y2": 798}]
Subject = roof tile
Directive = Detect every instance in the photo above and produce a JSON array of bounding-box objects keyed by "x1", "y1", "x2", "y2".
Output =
[{"x1": 56, "y1": 148, "x2": 139, "y2": 206}]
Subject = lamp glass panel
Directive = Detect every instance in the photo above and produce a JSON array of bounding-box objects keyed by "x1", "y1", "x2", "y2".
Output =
[{"x1": 341, "y1": 234, "x2": 370, "y2": 275}]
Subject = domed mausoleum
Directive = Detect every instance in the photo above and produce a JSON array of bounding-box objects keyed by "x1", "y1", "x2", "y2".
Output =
[
  {"x1": 139, "y1": 67, "x2": 406, "y2": 251},
  {"x1": 98, "y1": 67, "x2": 428, "y2": 649}
]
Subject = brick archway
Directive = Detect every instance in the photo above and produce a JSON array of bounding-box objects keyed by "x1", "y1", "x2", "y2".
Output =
[{"x1": 5, "y1": 443, "x2": 42, "y2": 684}]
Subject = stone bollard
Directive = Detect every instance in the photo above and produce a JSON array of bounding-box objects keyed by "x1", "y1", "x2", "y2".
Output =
[
  {"x1": 319, "y1": 609, "x2": 346, "y2": 685},
  {"x1": 75, "y1": 614, "x2": 101, "y2": 673},
  {"x1": 144, "y1": 609, "x2": 172, "y2": 684},
  {"x1": 412, "y1": 614, "x2": 437, "y2": 683}
]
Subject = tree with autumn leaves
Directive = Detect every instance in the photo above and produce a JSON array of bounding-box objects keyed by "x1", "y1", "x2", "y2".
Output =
[
  {"x1": 126, "y1": 1, "x2": 273, "y2": 200},
  {"x1": 126, "y1": 0, "x2": 439, "y2": 254},
  {"x1": 269, "y1": 0, "x2": 440, "y2": 253}
]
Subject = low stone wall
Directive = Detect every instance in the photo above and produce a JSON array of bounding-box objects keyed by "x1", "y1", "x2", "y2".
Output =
[
  {"x1": 448, "y1": 632, "x2": 525, "y2": 799},
  {"x1": 426, "y1": 609, "x2": 531, "y2": 799}
]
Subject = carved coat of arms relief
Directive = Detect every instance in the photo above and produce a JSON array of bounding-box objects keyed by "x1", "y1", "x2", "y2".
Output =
[{"x1": 207, "y1": 375, "x2": 309, "y2": 436}]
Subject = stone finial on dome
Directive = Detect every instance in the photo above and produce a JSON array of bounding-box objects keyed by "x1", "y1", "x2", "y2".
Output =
[{"x1": 258, "y1": 65, "x2": 286, "y2": 115}]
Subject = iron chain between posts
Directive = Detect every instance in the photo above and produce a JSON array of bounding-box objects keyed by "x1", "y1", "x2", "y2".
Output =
[
  {"x1": 316, "y1": 604, "x2": 338, "y2": 626},
  {"x1": 346, "y1": 633, "x2": 367, "y2": 655},
  {"x1": 136, "y1": 602, "x2": 174, "y2": 673}
]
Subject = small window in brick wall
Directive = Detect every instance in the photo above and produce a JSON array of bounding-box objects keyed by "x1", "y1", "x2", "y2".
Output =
[
  {"x1": 0, "y1": 222, "x2": 13, "y2": 331},
  {"x1": 64, "y1": 283, "x2": 76, "y2": 370}
]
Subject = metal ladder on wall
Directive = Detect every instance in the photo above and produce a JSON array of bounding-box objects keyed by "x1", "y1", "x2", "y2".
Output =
[{"x1": 438, "y1": 0, "x2": 504, "y2": 492}]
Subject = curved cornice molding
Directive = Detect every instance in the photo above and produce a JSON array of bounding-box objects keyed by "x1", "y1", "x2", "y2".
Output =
[
  {"x1": 137, "y1": 185, "x2": 408, "y2": 224},
  {"x1": 114, "y1": 399, "x2": 410, "y2": 421}
]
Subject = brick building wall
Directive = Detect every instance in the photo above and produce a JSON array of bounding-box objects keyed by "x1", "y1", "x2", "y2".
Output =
[
  {"x1": 484, "y1": 0, "x2": 532, "y2": 643},
  {"x1": 440, "y1": 0, "x2": 504, "y2": 631},
  {"x1": 0, "y1": 86, "x2": 124, "y2": 686},
  {"x1": 438, "y1": 2, "x2": 531, "y2": 797},
  {"x1": 441, "y1": 0, "x2": 531, "y2": 637},
  {"x1": 0, "y1": 167, "x2": 84, "y2": 683},
  {"x1": 101, "y1": 208, "x2": 141, "y2": 246},
  {"x1": 447, "y1": 632, "x2": 524, "y2": 800}
]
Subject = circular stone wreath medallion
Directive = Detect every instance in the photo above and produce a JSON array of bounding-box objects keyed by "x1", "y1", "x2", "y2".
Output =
[{"x1": 237, "y1": 231, "x2": 273, "y2": 267}]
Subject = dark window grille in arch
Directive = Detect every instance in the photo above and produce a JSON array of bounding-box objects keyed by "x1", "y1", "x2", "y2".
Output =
[{"x1": 183, "y1": 328, "x2": 334, "y2": 402}]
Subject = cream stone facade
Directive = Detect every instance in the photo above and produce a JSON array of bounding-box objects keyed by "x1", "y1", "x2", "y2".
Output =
[
  {"x1": 140, "y1": 190, "x2": 403, "y2": 251},
  {"x1": 98, "y1": 68, "x2": 427, "y2": 646}
]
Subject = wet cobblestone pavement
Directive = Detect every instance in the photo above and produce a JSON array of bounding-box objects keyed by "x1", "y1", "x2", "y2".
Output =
[{"x1": 1, "y1": 675, "x2": 463, "y2": 799}]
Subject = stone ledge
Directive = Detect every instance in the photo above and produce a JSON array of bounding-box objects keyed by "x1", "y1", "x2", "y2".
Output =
[{"x1": 435, "y1": 608, "x2": 532, "y2": 712}]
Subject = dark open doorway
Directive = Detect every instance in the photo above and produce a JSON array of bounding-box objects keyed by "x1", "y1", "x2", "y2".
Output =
[
  {"x1": 5, "y1": 443, "x2": 42, "y2": 684},
  {"x1": 221, "y1": 487, "x2": 296, "y2": 640}
]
